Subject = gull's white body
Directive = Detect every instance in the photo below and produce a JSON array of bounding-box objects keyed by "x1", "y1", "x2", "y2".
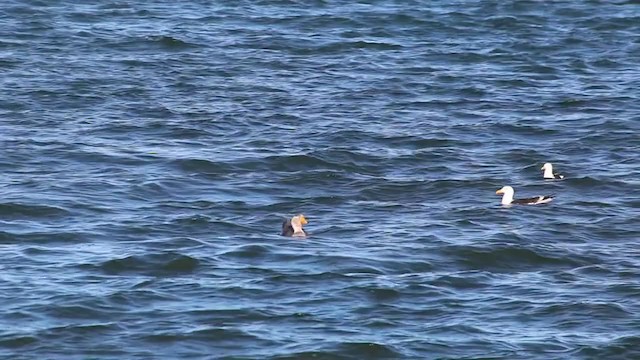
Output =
[
  {"x1": 541, "y1": 162, "x2": 564, "y2": 179},
  {"x1": 496, "y1": 186, "x2": 553, "y2": 206}
]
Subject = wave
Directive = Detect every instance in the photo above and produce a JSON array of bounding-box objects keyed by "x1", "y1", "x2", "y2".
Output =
[
  {"x1": 97, "y1": 252, "x2": 200, "y2": 275},
  {"x1": 0, "y1": 202, "x2": 70, "y2": 218},
  {"x1": 442, "y1": 244, "x2": 594, "y2": 272}
]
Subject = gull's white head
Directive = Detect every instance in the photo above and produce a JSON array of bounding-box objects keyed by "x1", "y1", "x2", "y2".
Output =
[
  {"x1": 496, "y1": 186, "x2": 515, "y2": 205},
  {"x1": 541, "y1": 162, "x2": 554, "y2": 178}
]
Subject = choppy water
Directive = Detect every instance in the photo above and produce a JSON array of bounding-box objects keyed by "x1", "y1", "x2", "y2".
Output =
[{"x1": 1, "y1": 1, "x2": 639, "y2": 359}]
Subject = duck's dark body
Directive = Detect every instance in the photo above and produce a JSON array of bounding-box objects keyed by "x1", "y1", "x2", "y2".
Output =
[{"x1": 281, "y1": 219, "x2": 294, "y2": 236}]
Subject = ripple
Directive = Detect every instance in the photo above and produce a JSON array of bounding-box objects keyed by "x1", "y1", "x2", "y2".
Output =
[
  {"x1": 144, "y1": 327, "x2": 263, "y2": 343},
  {"x1": 144, "y1": 35, "x2": 200, "y2": 49},
  {"x1": 268, "y1": 342, "x2": 404, "y2": 360},
  {"x1": 0, "y1": 335, "x2": 38, "y2": 348},
  {"x1": 0, "y1": 230, "x2": 89, "y2": 244},
  {"x1": 0, "y1": 202, "x2": 70, "y2": 218},
  {"x1": 99, "y1": 253, "x2": 200, "y2": 275},
  {"x1": 535, "y1": 301, "x2": 632, "y2": 319},
  {"x1": 576, "y1": 335, "x2": 640, "y2": 358},
  {"x1": 219, "y1": 244, "x2": 274, "y2": 259},
  {"x1": 443, "y1": 245, "x2": 594, "y2": 272}
]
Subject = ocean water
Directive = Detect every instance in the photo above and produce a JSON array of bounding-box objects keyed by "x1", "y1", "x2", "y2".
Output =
[{"x1": 1, "y1": 0, "x2": 639, "y2": 359}]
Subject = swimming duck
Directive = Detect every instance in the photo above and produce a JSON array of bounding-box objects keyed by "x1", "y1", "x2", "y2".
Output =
[
  {"x1": 541, "y1": 162, "x2": 564, "y2": 179},
  {"x1": 496, "y1": 186, "x2": 553, "y2": 205},
  {"x1": 281, "y1": 214, "x2": 308, "y2": 237}
]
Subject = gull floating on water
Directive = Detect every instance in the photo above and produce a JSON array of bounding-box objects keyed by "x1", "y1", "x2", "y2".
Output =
[
  {"x1": 496, "y1": 186, "x2": 553, "y2": 205},
  {"x1": 281, "y1": 214, "x2": 308, "y2": 237},
  {"x1": 541, "y1": 162, "x2": 564, "y2": 179}
]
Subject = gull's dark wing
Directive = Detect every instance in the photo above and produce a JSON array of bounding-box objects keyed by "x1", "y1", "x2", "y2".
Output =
[{"x1": 512, "y1": 195, "x2": 553, "y2": 205}]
